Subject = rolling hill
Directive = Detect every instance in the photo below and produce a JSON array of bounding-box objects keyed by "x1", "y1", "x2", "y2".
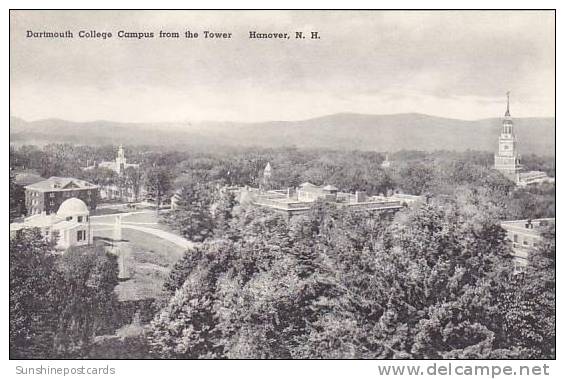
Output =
[{"x1": 9, "y1": 113, "x2": 555, "y2": 155}]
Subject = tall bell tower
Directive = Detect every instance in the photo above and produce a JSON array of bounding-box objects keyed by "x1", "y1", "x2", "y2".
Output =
[{"x1": 494, "y1": 91, "x2": 521, "y2": 182}]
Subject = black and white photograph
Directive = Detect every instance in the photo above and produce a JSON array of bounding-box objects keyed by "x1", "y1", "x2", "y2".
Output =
[{"x1": 6, "y1": 6, "x2": 558, "y2": 374}]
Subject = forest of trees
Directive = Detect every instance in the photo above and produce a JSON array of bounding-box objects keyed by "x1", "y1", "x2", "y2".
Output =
[
  {"x1": 9, "y1": 230, "x2": 119, "y2": 359},
  {"x1": 9, "y1": 143, "x2": 555, "y2": 359},
  {"x1": 148, "y1": 196, "x2": 555, "y2": 359}
]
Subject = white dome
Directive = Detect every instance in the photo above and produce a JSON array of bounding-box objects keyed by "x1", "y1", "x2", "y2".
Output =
[{"x1": 57, "y1": 197, "x2": 89, "y2": 217}]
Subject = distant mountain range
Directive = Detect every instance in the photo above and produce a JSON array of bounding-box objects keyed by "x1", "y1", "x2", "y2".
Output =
[{"x1": 9, "y1": 113, "x2": 555, "y2": 156}]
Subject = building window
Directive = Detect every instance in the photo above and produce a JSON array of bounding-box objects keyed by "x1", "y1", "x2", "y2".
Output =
[
  {"x1": 513, "y1": 234, "x2": 518, "y2": 243},
  {"x1": 523, "y1": 240, "x2": 529, "y2": 246},
  {"x1": 50, "y1": 201, "x2": 55, "y2": 207},
  {"x1": 77, "y1": 230, "x2": 85, "y2": 241},
  {"x1": 514, "y1": 262, "x2": 525, "y2": 274},
  {"x1": 78, "y1": 216, "x2": 83, "y2": 223},
  {"x1": 49, "y1": 192, "x2": 55, "y2": 198},
  {"x1": 66, "y1": 216, "x2": 72, "y2": 221}
]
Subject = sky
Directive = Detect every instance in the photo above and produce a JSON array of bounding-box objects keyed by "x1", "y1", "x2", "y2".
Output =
[{"x1": 10, "y1": 10, "x2": 555, "y2": 123}]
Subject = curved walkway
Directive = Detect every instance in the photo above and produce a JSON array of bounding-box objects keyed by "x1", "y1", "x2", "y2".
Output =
[{"x1": 92, "y1": 222, "x2": 195, "y2": 250}]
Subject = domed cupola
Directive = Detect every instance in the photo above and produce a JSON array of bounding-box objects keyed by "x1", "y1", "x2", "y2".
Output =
[{"x1": 56, "y1": 197, "x2": 89, "y2": 219}]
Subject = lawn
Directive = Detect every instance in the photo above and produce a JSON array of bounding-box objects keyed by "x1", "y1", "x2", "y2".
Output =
[
  {"x1": 95, "y1": 227, "x2": 187, "y2": 302},
  {"x1": 89, "y1": 227, "x2": 188, "y2": 357},
  {"x1": 91, "y1": 208, "x2": 128, "y2": 216},
  {"x1": 92, "y1": 210, "x2": 176, "y2": 233},
  {"x1": 121, "y1": 211, "x2": 176, "y2": 233}
]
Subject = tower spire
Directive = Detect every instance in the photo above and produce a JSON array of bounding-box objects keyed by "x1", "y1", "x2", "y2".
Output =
[{"x1": 505, "y1": 90, "x2": 511, "y2": 117}]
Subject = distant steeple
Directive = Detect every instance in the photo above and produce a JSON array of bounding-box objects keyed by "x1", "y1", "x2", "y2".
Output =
[
  {"x1": 505, "y1": 90, "x2": 511, "y2": 117},
  {"x1": 259, "y1": 162, "x2": 273, "y2": 191},
  {"x1": 381, "y1": 153, "x2": 391, "y2": 168},
  {"x1": 501, "y1": 91, "x2": 514, "y2": 136},
  {"x1": 264, "y1": 162, "x2": 272, "y2": 178},
  {"x1": 117, "y1": 144, "x2": 125, "y2": 160},
  {"x1": 494, "y1": 91, "x2": 521, "y2": 182}
]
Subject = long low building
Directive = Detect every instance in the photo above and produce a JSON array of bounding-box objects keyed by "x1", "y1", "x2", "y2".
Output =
[
  {"x1": 500, "y1": 218, "x2": 555, "y2": 270},
  {"x1": 517, "y1": 171, "x2": 555, "y2": 187},
  {"x1": 247, "y1": 182, "x2": 423, "y2": 216}
]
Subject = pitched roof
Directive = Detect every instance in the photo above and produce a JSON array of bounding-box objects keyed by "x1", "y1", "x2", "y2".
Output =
[
  {"x1": 299, "y1": 182, "x2": 319, "y2": 188},
  {"x1": 25, "y1": 177, "x2": 98, "y2": 192}
]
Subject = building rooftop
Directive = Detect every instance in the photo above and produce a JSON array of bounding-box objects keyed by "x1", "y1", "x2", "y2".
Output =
[
  {"x1": 10, "y1": 197, "x2": 89, "y2": 232},
  {"x1": 251, "y1": 184, "x2": 408, "y2": 216},
  {"x1": 519, "y1": 171, "x2": 550, "y2": 179},
  {"x1": 299, "y1": 182, "x2": 318, "y2": 188},
  {"x1": 10, "y1": 213, "x2": 57, "y2": 230},
  {"x1": 10, "y1": 213, "x2": 81, "y2": 233},
  {"x1": 57, "y1": 198, "x2": 89, "y2": 217},
  {"x1": 25, "y1": 176, "x2": 98, "y2": 192},
  {"x1": 500, "y1": 218, "x2": 555, "y2": 233}
]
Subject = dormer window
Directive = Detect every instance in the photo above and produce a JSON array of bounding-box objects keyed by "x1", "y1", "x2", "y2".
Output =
[{"x1": 66, "y1": 216, "x2": 72, "y2": 221}]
